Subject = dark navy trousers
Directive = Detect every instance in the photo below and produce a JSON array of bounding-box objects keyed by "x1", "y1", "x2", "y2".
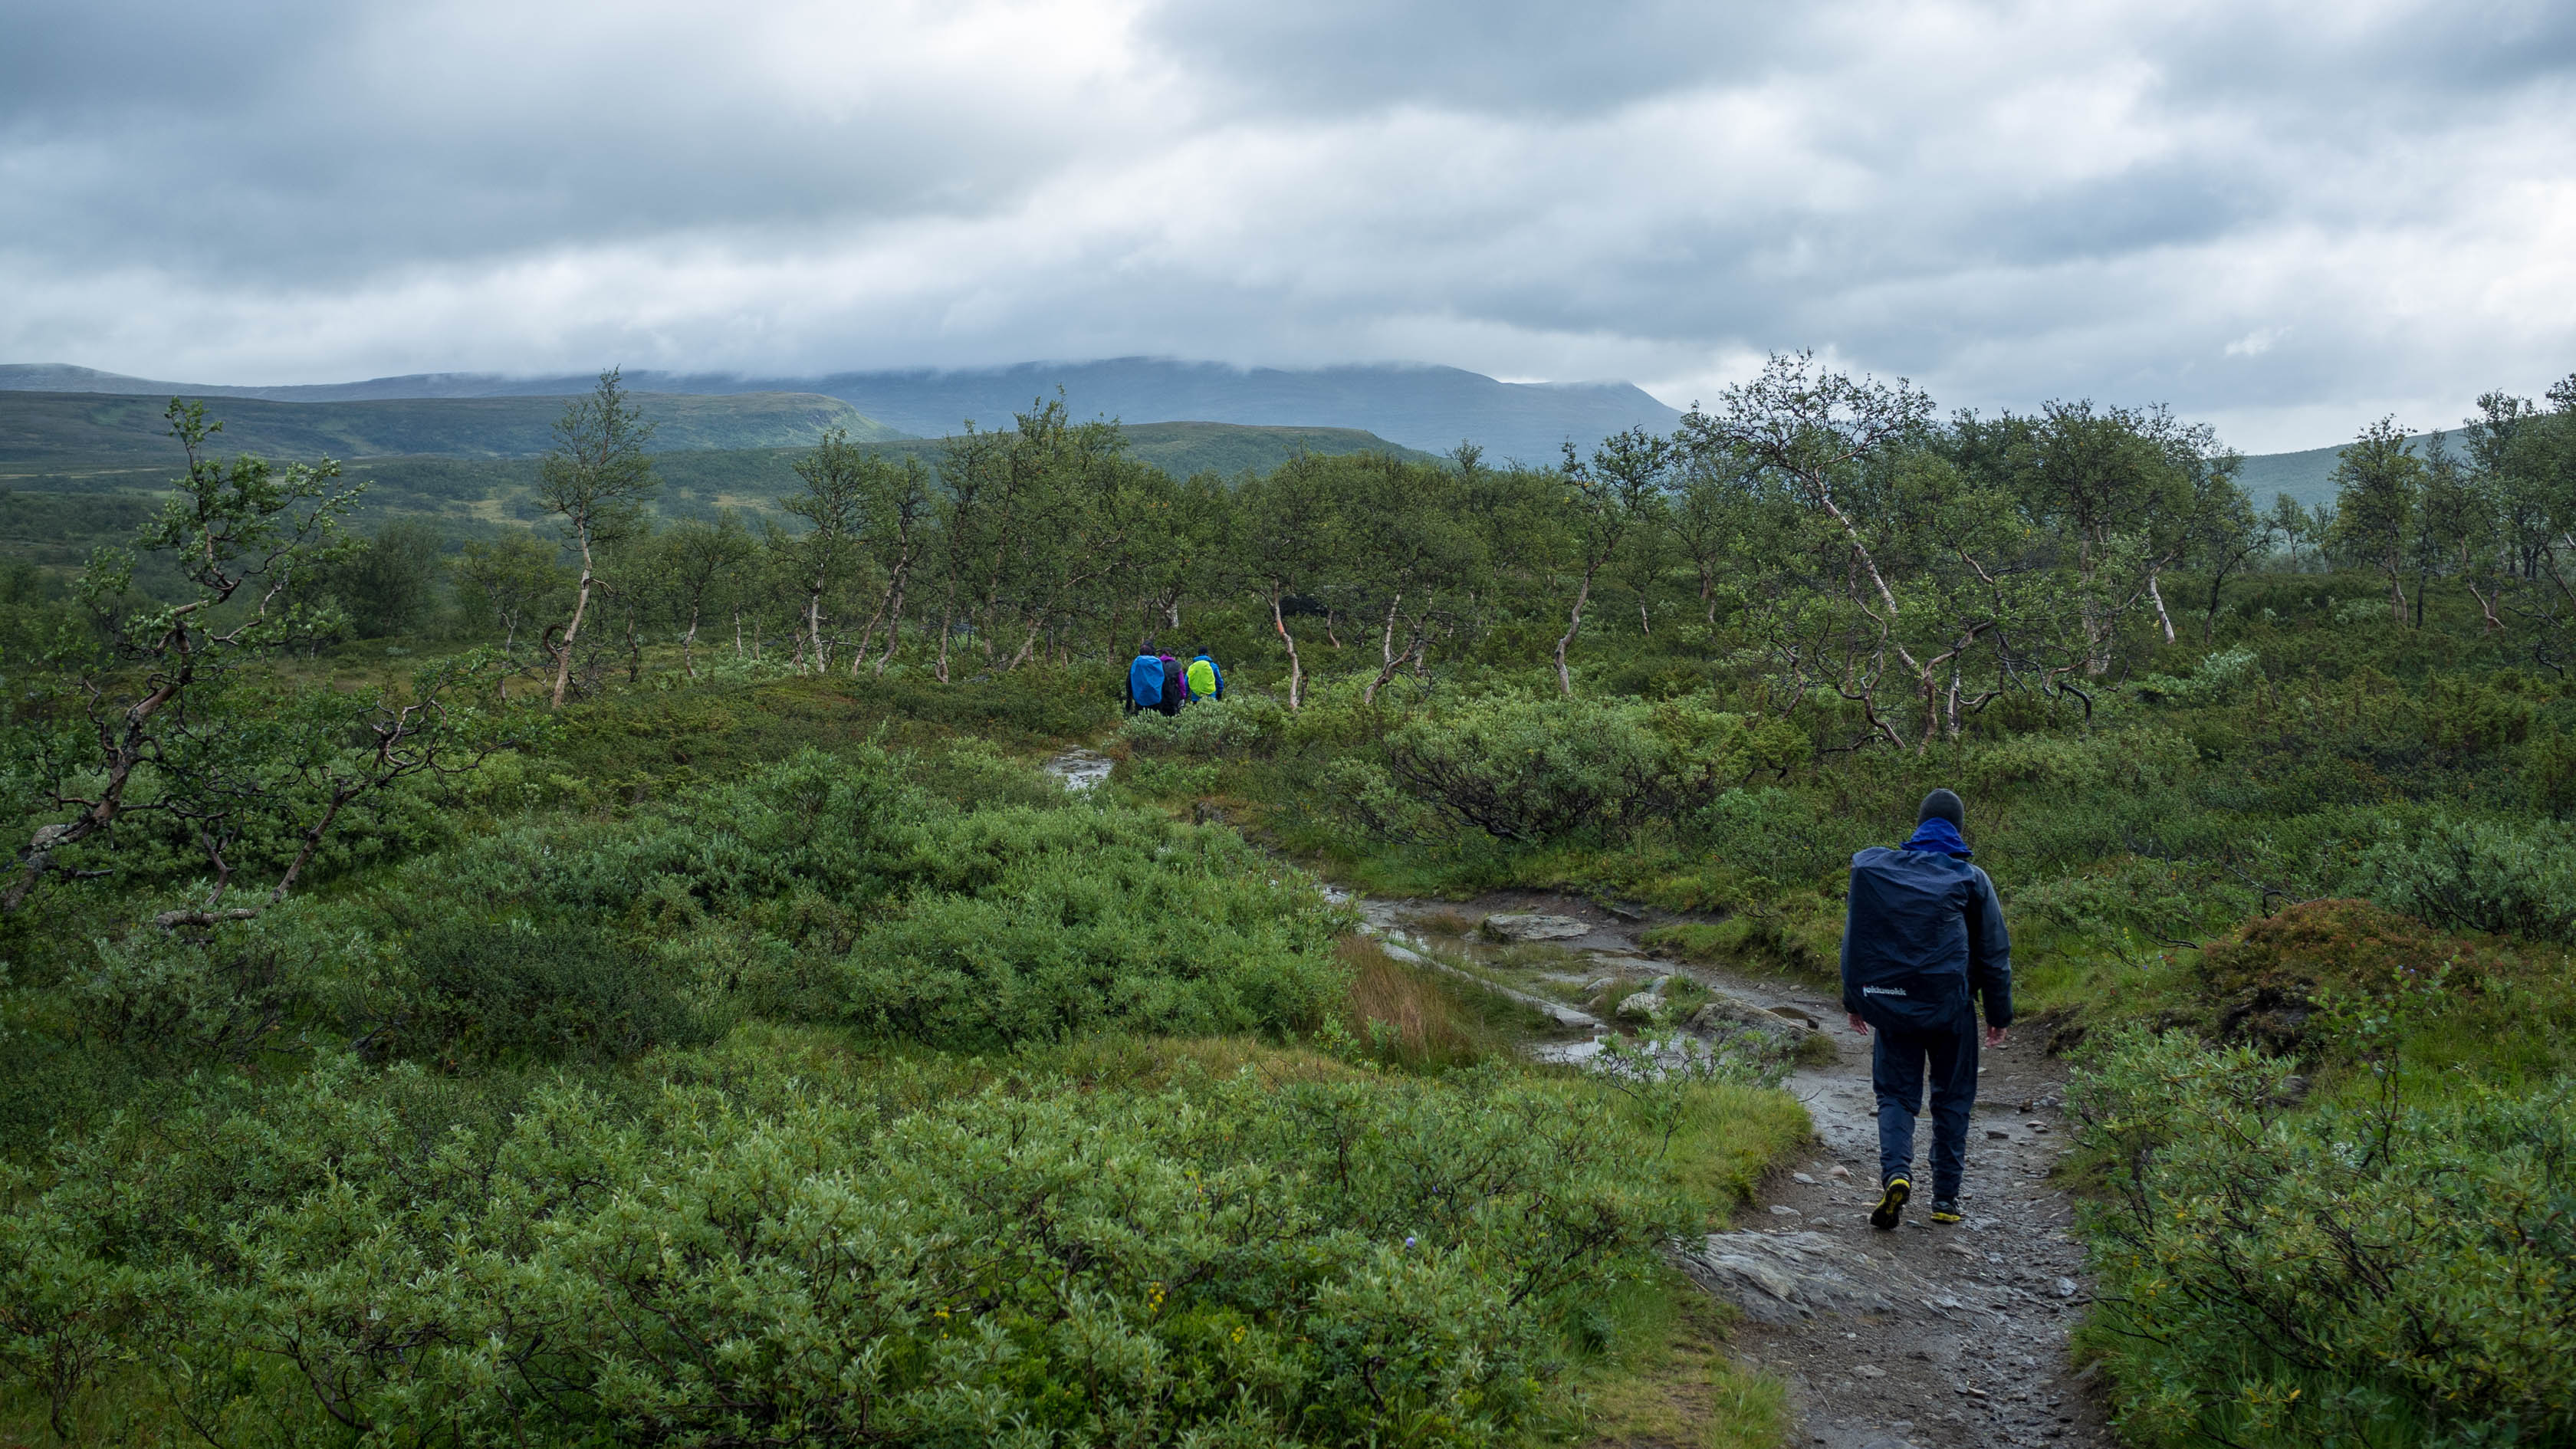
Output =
[{"x1": 1872, "y1": 1013, "x2": 1980, "y2": 1199}]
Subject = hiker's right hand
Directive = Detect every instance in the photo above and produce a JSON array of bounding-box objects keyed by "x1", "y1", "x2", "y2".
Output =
[{"x1": 1846, "y1": 1013, "x2": 1868, "y2": 1036}]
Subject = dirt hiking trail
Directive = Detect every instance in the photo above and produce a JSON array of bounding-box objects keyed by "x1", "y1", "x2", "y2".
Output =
[{"x1": 1346, "y1": 891, "x2": 2114, "y2": 1449}]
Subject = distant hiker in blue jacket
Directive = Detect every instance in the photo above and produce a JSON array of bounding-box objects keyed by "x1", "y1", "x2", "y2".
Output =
[
  {"x1": 1125, "y1": 647, "x2": 1166, "y2": 717},
  {"x1": 1842, "y1": 787, "x2": 2012, "y2": 1230}
]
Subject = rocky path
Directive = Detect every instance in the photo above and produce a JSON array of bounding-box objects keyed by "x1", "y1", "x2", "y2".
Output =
[{"x1": 1343, "y1": 891, "x2": 2112, "y2": 1449}]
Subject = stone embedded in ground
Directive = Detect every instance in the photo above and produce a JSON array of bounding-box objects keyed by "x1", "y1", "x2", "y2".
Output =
[
  {"x1": 1671, "y1": 1230, "x2": 1955, "y2": 1326},
  {"x1": 1479, "y1": 912, "x2": 1591, "y2": 941},
  {"x1": 1855, "y1": 1365, "x2": 1888, "y2": 1378}
]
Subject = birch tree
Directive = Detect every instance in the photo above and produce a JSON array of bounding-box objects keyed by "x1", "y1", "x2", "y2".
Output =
[
  {"x1": 537, "y1": 368, "x2": 658, "y2": 708},
  {"x1": 781, "y1": 429, "x2": 872, "y2": 674},
  {"x1": 1552, "y1": 427, "x2": 1675, "y2": 697},
  {"x1": 2329, "y1": 417, "x2": 2426, "y2": 625}
]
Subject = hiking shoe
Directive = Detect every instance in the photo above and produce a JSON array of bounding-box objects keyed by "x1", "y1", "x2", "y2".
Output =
[
  {"x1": 1870, "y1": 1176, "x2": 1911, "y2": 1230},
  {"x1": 1929, "y1": 1199, "x2": 1963, "y2": 1224}
]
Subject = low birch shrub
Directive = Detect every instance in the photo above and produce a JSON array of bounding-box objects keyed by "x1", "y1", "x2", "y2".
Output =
[
  {"x1": 2071, "y1": 1028, "x2": 2576, "y2": 1449},
  {"x1": 0, "y1": 1049, "x2": 1700, "y2": 1447}
]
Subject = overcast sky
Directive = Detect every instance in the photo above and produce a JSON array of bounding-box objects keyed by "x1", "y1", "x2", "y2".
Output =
[{"x1": 4, "y1": 0, "x2": 2571, "y2": 451}]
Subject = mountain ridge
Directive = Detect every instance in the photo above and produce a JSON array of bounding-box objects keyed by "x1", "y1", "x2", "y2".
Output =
[
  {"x1": 0, "y1": 360, "x2": 2427, "y2": 504},
  {"x1": 0, "y1": 358, "x2": 1680, "y2": 465}
]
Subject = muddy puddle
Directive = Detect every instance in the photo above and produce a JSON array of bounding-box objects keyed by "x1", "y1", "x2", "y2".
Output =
[{"x1": 1040, "y1": 749, "x2": 1114, "y2": 792}]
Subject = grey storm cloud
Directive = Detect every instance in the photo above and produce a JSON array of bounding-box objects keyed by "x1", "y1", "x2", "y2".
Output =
[{"x1": 2, "y1": 0, "x2": 2571, "y2": 450}]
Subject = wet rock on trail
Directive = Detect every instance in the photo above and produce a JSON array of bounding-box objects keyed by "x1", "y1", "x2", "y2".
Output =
[
  {"x1": 1687, "y1": 997, "x2": 1816, "y2": 1047},
  {"x1": 1479, "y1": 912, "x2": 1592, "y2": 941}
]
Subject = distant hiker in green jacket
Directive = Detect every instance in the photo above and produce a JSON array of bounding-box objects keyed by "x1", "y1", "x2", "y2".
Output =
[{"x1": 1184, "y1": 650, "x2": 1224, "y2": 703}]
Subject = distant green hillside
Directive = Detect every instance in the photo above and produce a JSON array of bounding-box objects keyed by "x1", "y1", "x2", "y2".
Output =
[
  {"x1": 0, "y1": 420, "x2": 1434, "y2": 570},
  {"x1": 854, "y1": 421, "x2": 1440, "y2": 481},
  {"x1": 2, "y1": 358, "x2": 1680, "y2": 462},
  {"x1": 0, "y1": 389, "x2": 901, "y2": 472},
  {"x1": 2234, "y1": 430, "x2": 2467, "y2": 513}
]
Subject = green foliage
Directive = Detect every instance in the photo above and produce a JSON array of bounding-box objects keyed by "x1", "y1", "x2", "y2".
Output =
[
  {"x1": 67, "y1": 909, "x2": 321, "y2": 1069},
  {"x1": 1335, "y1": 693, "x2": 1800, "y2": 846},
  {"x1": 828, "y1": 812, "x2": 1346, "y2": 1046},
  {"x1": 2354, "y1": 813, "x2": 2576, "y2": 941},
  {"x1": 2072, "y1": 1028, "x2": 2575, "y2": 1449},
  {"x1": 0, "y1": 1049, "x2": 1700, "y2": 1446},
  {"x1": 356, "y1": 748, "x2": 1343, "y2": 1050},
  {"x1": 310, "y1": 518, "x2": 445, "y2": 639},
  {"x1": 2520, "y1": 724, "x2": 2576, "y2": 815},
  {"x1": 396, "y1": 919, "x2": 720, "y2": 1064},
  {"x1": 1965, "y1": 725, "x2": 2200, "y2": 794},
  {"x1": 2132, "y1": 644, "x2": 2263, "y2": 705},
  {"x1": 451, "y1": 529, "x2": 573, "y2": 648},
  {"x1": 1122, "y1": 694, "x2": 1293, "y2": 757},
  {"x1": 2421, "y1": 675, "x2": 2535, "y2": 754}
]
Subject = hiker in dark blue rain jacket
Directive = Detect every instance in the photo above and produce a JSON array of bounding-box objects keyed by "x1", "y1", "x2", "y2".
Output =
[
  {"x1": 1841, "y1": 787, "x2": 2011, "y2": 1230},
  {"x1": 1125, "y1": 649, "x2": 1165, "y2": 716}
]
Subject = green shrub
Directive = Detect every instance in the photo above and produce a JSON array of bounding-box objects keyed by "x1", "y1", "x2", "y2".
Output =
[
  {"x1": 2009, "y1": 856, "x2": 2220, "y2": 957},
  {"x1": 67, "y1": 917, "x2": 315, "y2": 1069},
  {"x1": 383, "y1": 749, "x2": 1348, "y2": 1047},
  {"x1": 1965, "y1": 725, "x2": 2198, "y2": 794},
  {"x1": 2519, "y1": 726, "x2": 2576, "y2": 816},
  {"x1": 1686, "y1": 787, "x2": 1859, "y2": 886},
  {"x1": 832, "y1": 816, "x2": 1346, "y2": 1046},
  {"x1": 1347, "y1": 694, "x2": 1797, "y2": 846},
  {"x1": 2132, "y1": 644, "x2": 2263, "y2": 705},
  {"x1": 867, "y1": 666, "x2": 1119, "y2": 741},
  {"x1": 396, "y1": 920, "x2": 720, "y2": 1063},
  {"x1": 2072, "y1": 1029, "x2": 2576, "y2": 1448},
  {"x1": 909, "y1": 737, "x2": 1086, "y2": 810},
  {"x1": 0, "y1": 1050, "x2": 1700, "y2": 1447},
  {"x1": 2353, "y1": 813, "x2": 2576, "y2": 942},
  {"x1": 2423, "y1": 676, "x2": 2535, "y2": 754},
  {"x1": 1122, "y1": 695, "x2": 1292, "y2": 757}
]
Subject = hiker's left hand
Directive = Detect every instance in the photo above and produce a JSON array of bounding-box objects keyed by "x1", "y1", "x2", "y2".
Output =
[{"x1": 1846, "y1": 1014, "x2": 1868, "y2": 1035}]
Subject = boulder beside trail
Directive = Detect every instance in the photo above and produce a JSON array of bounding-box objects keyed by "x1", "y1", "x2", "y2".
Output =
[
  {"x1": 1480, "y1": 912, "x2": 1591, "y2": 942},
  {"x1": 1618, "y1": 989, "x2": 1670, "y2": 1021}
]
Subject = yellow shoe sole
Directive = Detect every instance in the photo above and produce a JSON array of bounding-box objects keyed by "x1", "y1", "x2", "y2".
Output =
[{"x1": 1870, "y1": 1178, "x2": 1910, "y2": 1230}]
